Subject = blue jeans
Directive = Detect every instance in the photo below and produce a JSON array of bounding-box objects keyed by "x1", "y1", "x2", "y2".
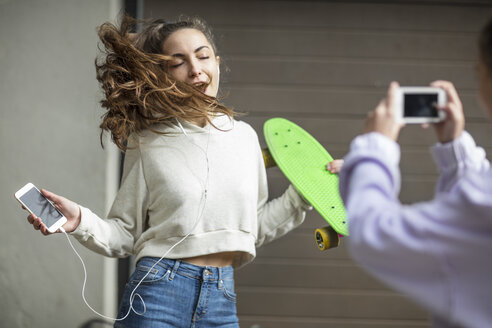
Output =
[{"x1": 114, "y1": 257, "x2": 239, "y2": 328}]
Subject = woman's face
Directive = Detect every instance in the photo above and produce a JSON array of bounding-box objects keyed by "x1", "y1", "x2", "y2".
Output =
[
  {"x1": 162, "y1": 28, "x2": 220, "y2": 98},
  {"x1": 477, "y1": 58, "x2": 492, "y2": 119}
]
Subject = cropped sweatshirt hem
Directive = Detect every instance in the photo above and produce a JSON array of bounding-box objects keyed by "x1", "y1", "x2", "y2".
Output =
[{"x1": 74, "y1": 205, "x2": 257, "y2": 266}]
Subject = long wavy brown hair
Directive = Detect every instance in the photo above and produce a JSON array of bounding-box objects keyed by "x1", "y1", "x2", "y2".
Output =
[{"x1": 96, "y1": 15, "x2": 236, "y2": 151}]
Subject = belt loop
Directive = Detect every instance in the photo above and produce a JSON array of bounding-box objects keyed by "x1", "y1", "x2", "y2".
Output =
[
  {"x1": 169, "y1": 260, "x2": 180, "y2": 281},
  {"x1": 218, "y1": 267, "x2": 224, "y2": 289}
]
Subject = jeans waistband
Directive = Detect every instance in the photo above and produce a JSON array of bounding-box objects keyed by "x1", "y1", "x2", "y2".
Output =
[{"x1": 137, "y1": 257, "x2": 234, "y2": 283}]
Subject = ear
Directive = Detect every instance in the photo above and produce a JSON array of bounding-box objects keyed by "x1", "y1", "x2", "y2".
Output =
[{"x1": 216, "y1": 56, "x2": 221, "y2": 72}]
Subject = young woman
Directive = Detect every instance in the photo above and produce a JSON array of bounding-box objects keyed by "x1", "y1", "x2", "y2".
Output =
[
  {"x1": 339, "y1": 18, "x2": 492, "y2": 327},
  {"x1": 25, "y1": 16, "x2": 319, "y2": 327}
]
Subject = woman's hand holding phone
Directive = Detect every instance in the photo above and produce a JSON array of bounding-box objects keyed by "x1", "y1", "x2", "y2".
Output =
[{"x1": 27, "y1": 189, "x2": 81, "y2": 235}]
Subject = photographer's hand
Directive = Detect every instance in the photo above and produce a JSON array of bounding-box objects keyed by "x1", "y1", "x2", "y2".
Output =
[
  {"x1": 364, "y1": 81, "x2": 404, "y2": 141},
  {"x1": 430, "y1": 80, "x2": 464, "y2": 143}
]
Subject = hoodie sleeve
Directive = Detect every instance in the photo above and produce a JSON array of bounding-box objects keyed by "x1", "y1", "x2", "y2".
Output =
[
  {"x1": 254, "y1": 141, "x2": 311, "y2": 248},
  {"x1": 71, "y1": 145, "x2": 149, "y2": 258}
]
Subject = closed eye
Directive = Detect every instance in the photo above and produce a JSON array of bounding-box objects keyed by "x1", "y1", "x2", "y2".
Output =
[{"x1": 170, "y1": 62, "x2": 183, "y2": 68}]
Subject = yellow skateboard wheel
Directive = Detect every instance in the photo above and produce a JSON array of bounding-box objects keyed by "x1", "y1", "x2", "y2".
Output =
[
  {"x1": 315, "y1": 226, "x2": 340, "y2": 251},
  {"x1": 262, "y1": 148, "x2": 277, "y2": 169}
]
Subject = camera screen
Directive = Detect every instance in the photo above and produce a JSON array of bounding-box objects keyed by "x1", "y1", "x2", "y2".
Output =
[
  {"x1": 404, "y1": 93, "x2": 439, "y2": 117},
  {"x1": 20, "y1": 188, "x2": 63, "y2": 228}
]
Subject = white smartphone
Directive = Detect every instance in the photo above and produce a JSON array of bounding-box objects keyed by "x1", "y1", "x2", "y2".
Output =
[
  {"x1": 394, "y1": 87, "x2": 447, "y2": 124},
  {"x1": 15, "y1": 183, "x2": 67, "y2": 233}
]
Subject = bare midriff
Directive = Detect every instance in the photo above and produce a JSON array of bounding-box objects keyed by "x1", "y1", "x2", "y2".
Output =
[{"x1": 180, "y1": 251, "x2": 237, "y2": 267}]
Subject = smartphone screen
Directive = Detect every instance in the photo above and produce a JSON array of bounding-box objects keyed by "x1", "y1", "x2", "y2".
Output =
[
  {"x1": 404, "y1": 93, "x2": 439, "y2": 118},
  {"x1": 19, "y1": 187, "x2": 64, "y2": 228}
]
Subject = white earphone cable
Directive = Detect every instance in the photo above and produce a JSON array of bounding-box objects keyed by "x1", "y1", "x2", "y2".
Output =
[{"x1": 62, "y1": 118, "x2": 211, "y2": 322}]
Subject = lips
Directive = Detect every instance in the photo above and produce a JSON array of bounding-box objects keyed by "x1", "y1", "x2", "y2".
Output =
[{"x1": 193, "y1": 81, "x2": 209, "y2": 93}]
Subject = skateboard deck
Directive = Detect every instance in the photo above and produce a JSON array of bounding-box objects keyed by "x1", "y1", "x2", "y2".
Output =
[{"x1": 263, "y1": 118, "x2": 348, "y2": 236}]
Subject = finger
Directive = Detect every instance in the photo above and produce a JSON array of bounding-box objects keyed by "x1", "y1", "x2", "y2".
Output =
[
  {"x1": 33, "y1": 217, "x2": 42, "y2": 230},
  {"x1": 27, "y1": 214, "x2": 35, "y2": 224},
  {"x1": 375, "y1": 98, "x2": 386, "y2": 112},
  {"x1": 40, "y1": 225, "x2": 50, "y2": 235},
  {"x1": 437, "y1": 103, "x2": 459, "y2": 121},
  {"x1": 37, "y1": 220, "x2": 50, "y2": 234},
  {"x1": 329, "y1": 166, "x2": 340, "y2": 173},
  {"x1": 385, "y1": 81, "x2": 400, "y2": 114},
  {"x1": 328, "y1": 159, "x2": 344, "y2": 173},
  {"x1": 41, "y1": 189, "x2": 63, "y2": 205},
  {"x1": 373, "y1": 100, "x2": 387, "y2": 121},
  {"x1": 430, "y1": 80, "x2": 461, "y2": 106},
  {"x1": 434, "y1": 104, "x2": 452, "y2": 118},
  {"x1": 327, "y1": 162, "x2": 335, "y2": 172},
  {"x1": 330, "y1": 159, "x2": 344, "y2": 168},
  {"x1": 421, "y1": 123, "x2": 430, "y2": 129}
]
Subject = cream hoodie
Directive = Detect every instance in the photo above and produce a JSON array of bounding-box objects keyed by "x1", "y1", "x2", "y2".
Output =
[{"x1": 72, "y1": 115, "x2": 309, "y2": 267}]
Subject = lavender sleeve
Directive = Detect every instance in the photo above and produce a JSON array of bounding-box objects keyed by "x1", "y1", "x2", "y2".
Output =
[
  {"x1": 338, "y1": 130, "x2": 492, "y2": 326},
  {"x1": 431, "y1": 131, "x2": 490, "y2": 194},
  {"x1": 338, "y1": 132, "x2": 452, "y2": 319}
]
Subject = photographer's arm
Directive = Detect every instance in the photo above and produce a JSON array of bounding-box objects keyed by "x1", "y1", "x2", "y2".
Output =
[
  {"x1": 431, "y1": 132, "x2": 490, "y2": 194},
  {"x1": 338, "y1": 83, "x2": 451, "y2": 319},
  {"x1": 339, "y1": 133, "x2": 454, "y2": 321},
  {"x1": 429, "y1": 81, "x2": 490, "y2": 193},
  {"x1": 339, "y1": 81, "x2": 492, "y2": 326}
]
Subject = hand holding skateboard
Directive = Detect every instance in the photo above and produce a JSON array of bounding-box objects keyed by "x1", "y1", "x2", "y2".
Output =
[{"x1": 262, "y1": 118, "x2": 348, "y2": 251}]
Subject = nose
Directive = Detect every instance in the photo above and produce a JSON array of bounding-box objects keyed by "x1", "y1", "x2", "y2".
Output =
[{"x1": 188, "y1": 59, "x2": 201, "y2": 78}]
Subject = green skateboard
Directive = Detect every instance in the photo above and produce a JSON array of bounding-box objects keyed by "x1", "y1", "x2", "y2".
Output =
[{"x1": 262, "y1": 118, "x2": 348, "y2": 250}]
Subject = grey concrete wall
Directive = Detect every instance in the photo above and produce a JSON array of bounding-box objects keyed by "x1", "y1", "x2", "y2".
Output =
[{"x1": 0, "y1": 1, "x2": 120, "y2": 327}]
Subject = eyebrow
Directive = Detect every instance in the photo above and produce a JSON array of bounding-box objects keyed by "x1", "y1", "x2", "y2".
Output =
[{"x1": 171, "y1": 46, "x2": 210, "y2": 58}]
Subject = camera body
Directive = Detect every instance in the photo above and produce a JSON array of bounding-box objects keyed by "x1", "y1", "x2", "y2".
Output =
[{"x1": 394, "y1": 87, "x2": 447, "y2": 124}]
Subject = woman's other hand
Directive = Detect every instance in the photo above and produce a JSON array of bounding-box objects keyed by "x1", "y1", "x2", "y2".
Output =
[
  {"x1": 326, "y1": 159, "x2": 345, "y2": 174},
  {"x1": 26, "y1": 189, "x2": 81, "y2": 235}
]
